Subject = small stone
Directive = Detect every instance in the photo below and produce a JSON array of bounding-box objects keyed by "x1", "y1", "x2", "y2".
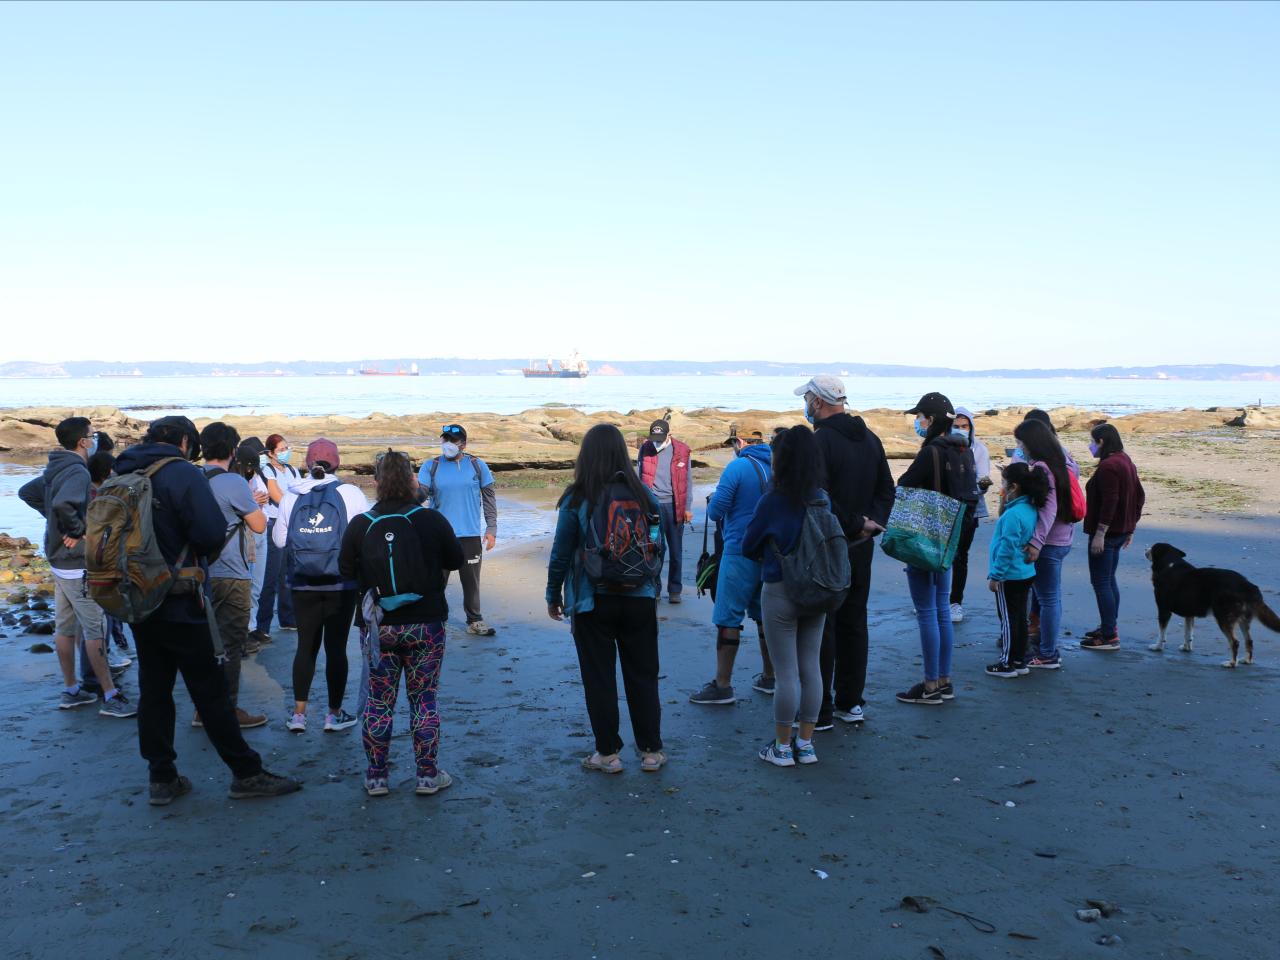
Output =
[{"x1": 1076, "y1": 908, "x2": 1102, "y2": 922}]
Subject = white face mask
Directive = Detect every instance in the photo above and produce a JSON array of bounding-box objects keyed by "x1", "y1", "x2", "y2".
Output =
[{"x1": 441, "y1": 441, "x2": 461, "y2": 460}]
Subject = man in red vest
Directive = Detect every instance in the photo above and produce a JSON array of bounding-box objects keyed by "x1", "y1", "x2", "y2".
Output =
[{"x1": 638, "y1": 418, "x2": 693, "y2": 603}]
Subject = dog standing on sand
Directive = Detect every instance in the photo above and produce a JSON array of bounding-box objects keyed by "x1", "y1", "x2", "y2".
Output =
[{"x1": 1146, "y1": 542, "x2": 1280, "y2": 668}]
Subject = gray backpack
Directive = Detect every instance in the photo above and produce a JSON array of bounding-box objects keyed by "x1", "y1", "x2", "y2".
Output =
[{"x1": 772, "y1": 500, "x2": 851, "y2": 614}]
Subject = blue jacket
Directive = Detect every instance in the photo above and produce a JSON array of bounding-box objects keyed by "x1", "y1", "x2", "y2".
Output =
[
  {"x1": 741, "y1": 489, "x2": 829, "y2": 583},
  {"x1": 114, "y1": 442, "x2": 226, "y2": 623},
  {"x1": 988, "y1": 495, "x2": 1038, "y2": 582},
  {"x1": 545, "y1": 489, "x2": 663, "y2": 615},
  {"x1": 707, "y1": 443, "x2": 772, "y2": 554}
]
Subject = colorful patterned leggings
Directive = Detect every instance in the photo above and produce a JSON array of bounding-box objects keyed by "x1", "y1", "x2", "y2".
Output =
[{"x1": 361, "y1": 621, "x2": 446, "y2": 779}]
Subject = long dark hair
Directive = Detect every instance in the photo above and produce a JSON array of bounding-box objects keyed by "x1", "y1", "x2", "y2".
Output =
[
  {"x1": 1013, "y1": 420, "x2": 1073, "y2": 523},
  {"x1": 375, "y1": 451, "x2": 418, "y2": 504},
  {"x1": 1001, "y1": 461, "x2": 1049, "y2": 508},
  {"x1": 772, "y1": 425, "x2": 824, "y2": 507},
  {"x1": 1091, "y1": 423, "x2": 1124, "y2": 458},
  {"x1": 560, "y1": 424, "x2": 652, "y2": 510}
]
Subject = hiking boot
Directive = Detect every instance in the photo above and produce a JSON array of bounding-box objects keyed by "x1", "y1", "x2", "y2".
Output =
[
  {"x1": 108, "y1": 651, "x2": 132, "y2": 670},
  {"x1": 365, "y1": 776, "x2": 390, "y2": 797},
  {"x1": 149, "y1": 775, "x2": 192, "y2": 807},
  {"x1": 228, "y1": 770, "x2": 302, "y2": 800},
  {"x1": 416, "y1": 770, "x2": 453, "y2": 795},
  {"x1": 833, "y1": 705, "x2": 865, "y2": 724},
  {"x1": 689, "y1": 680, "x2": 735, "y2": 705},
  {"x1": 466, "y1": 620, "x2": 496, "y2": 636},
  {"x1": 324, "y1": 709, "x2": 358, "y2": 732},
  {"x1": 1027, "y1": 653, "x2": 1061, "y2": 670},
  {"x1": 896, "y1": 682, "x2": 942, "y2": 705},
  {"x1": 1081, "y1": 635, "x2": 1120, "y2": 651},
  {"x1": 99, "y1": 692, "x2": 137, "y2": 718},
  {"x1": 751, "y1": 673, "x2": 776, "y2": 695},
  {"x1": 758, "y1": 742, "x2": 795, "y2": 767},
  {"x1": 237, "y1": 708, "x2": 268, "y2": 729},
  {"x1": 59, "y1": 688, "x2": 99, "y2": 710},
  {"x1": 286, "y1": 712, "x2": 307, "y2": 733},
  {"x1": 949, "y1": 603, "x2": 964, "y2": 623}
]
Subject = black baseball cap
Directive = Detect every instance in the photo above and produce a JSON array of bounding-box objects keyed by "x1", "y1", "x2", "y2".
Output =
[
  {"x1": 148, "y1": 415, "x2": 202, "y2": 461},
  {"x1": 648, "y1": 419, "x2": 670, "y2": 439},
  {"x1": 906, "y1": 392, "x2": 955, "y2": 420},
  {"x1": 440, "y1": 424, "x2": 467, "y2": 441}
]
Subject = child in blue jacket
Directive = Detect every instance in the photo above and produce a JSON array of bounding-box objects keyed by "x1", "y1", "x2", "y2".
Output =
[{"x1": 986, "y1": 462, "x2": 1050, "y2": 678}]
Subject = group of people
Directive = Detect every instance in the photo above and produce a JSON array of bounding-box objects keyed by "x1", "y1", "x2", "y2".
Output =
[{"x1": 24, "y1": 374, "x2": 1147, "y2": 797}]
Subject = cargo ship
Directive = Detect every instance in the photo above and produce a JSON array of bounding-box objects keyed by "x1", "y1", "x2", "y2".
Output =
[
  {"x1": 360, "y1": 363, "x2": 420, "y2": 376},
  {"x1": 523, "y1": 353, "x2": 589, "y2": 379}
]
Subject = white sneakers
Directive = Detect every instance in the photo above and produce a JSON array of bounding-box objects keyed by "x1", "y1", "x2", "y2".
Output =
[{"x1": 949, "y1": 603, "x2": 964, "y2": 623}]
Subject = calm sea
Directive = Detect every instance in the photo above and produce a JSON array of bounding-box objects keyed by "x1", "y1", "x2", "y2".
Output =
[{"x1": 1, "y1": 374, "x2": 1275, "y2": 420}]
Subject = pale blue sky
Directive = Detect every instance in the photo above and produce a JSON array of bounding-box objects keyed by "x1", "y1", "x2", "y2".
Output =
[{"x1": 1, "y1": 1, "x2": 1276, "y2": 366}]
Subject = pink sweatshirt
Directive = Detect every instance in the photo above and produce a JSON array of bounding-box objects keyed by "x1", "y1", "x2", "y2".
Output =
[{"x1": 1029, "y1": 458, "x2": 1078, "y2": 549}]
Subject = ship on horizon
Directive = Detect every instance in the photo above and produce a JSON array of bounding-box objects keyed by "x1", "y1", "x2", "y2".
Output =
[
  {"x1": 360, "y1": 362, "x2": 420, "y2": 377},
  {"x1": 523, "y1": 352, "x2": 589, "y2": 379}
]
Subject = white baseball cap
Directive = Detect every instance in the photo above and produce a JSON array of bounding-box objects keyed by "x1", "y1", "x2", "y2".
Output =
[{"x1": 793, "y1": 375, "x2": 847, "y2": 405}]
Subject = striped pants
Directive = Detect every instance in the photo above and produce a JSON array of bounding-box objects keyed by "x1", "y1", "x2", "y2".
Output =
[{"x1": 994, "y1": 577, "x2": 1035, "y2": 666}]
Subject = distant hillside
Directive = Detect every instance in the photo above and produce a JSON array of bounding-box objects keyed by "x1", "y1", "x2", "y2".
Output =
[{"x1": 1, "y1": 358, "x2": 1278, "y2": 381}]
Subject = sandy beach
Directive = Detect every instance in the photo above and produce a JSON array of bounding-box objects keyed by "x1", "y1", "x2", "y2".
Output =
[{"x1": 1, "y1": 407, "x2": 1278, "y2": 958}]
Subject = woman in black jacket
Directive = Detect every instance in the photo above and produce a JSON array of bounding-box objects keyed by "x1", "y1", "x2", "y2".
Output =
[
  {"x1": 894, "y1": 393, "x2": 977, "y2": 706},
  {"x1": 339, "y1": 451, "x2": 463, "y2": 798}
]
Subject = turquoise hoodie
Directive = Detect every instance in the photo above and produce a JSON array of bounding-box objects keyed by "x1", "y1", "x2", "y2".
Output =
[
  {"x1": 545, "y1": 489, "x2": 663, "y2": 615},
  {"x1": 988, "y1": 495, "x2": 1038, "y2": 582}
]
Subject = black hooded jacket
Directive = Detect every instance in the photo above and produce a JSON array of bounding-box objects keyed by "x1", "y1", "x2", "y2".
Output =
[
  {"x1": 813, "y1": 413, "x2": 896, "y2": 547},
  {"x1": 898, "y1": 433, "x2": 979, "y2": 503}
]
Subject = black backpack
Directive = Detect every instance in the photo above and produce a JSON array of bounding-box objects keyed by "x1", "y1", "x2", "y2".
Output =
[
  {"x1": 581, "y1": 475, "x2": 664, "y2": 592},
  {"x1": 359, "y1": 506, "x2": 431, "y2": 611}
]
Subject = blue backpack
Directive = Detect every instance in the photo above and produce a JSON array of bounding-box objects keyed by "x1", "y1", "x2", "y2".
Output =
[{"x1": 286, "y1": 482, "x2": 348, "y2": 583}]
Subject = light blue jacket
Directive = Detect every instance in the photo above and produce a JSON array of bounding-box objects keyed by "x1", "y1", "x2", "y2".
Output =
[
  {"x1": 988, "y1": 495, "x2": 1038, "y2": 582},
  {"x1": 545, "y1": 490, "x2": 663, "y2": 615},
  {"x1": 706, "y1": 443, "x2": 772, "y2": 554}
]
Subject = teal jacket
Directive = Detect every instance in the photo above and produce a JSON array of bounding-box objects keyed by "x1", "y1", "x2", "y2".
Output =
[
  {"x1": 545, "y1": 491, "x2": 663, "y2": 615},
  {"x1": 988, "y1": 495, "x2": 1038, "y2": 582}
]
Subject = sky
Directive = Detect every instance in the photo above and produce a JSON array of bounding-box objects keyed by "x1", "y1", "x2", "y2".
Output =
[{"x1": 1, "y1": 0, "x2": 1276, "y2": 368}]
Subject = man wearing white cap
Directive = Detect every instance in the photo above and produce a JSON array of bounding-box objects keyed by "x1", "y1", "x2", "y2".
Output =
[{"x1": 794, "y1": 375, "x2": 895, "y2": 728}]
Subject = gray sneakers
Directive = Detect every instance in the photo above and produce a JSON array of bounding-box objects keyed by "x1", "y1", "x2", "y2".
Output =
[
  {"x1": 689, "y1": 680, "x2": 736, "y2": 705},
  {"x1": 99, "y1": 693, "x2": 137, "y2": 718},
  {"x1": 466, "y1": 620, "x2": 496, "y2": 636},
  {"x1": 149, "y1": 775, "x2": 192, "y2": 806},
  {"x1": 59, "y1": 688, "x2": 98, "y2": 710},
  {"x1": 415, "y1": 770, "x2": 453, "y2": 795},
  {"x1": 228, "y1": 770, "x2": 302, "y2": 800}
]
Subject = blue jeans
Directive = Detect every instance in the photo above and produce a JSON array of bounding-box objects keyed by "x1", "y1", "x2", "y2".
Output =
[
  {"x1": 1032, "y1": 543, "x2": 1072, "y2": 658},
  {"x1": 1087, "y1": 534, "x2": 1126, "y2": 638},
  {"x1": 248, "y1": 528, "x2": 268, "y2": 630},
  {"x1": 905, "y1": 565, "x2": 954, "y2": 681},
  {"x1": 256, "y1": 518, "x2": 296, "y2": 632},
  {"x1": 657, "y1": 502, "x2": 684, "y2": 597}
]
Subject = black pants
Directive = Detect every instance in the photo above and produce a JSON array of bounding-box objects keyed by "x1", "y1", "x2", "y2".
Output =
[
  {"x1": 572, "y1": 594, "x2": 663, "y2": 755},
  {"x1": 820, "y1": 542, "x2": 874, "y2": 717},
  {"x1": 950, "y1": 511, "x2": 980, "y2": 605},
  {"x1": 995, "y1": 576, "x2": 1035, "y2": 664},
  {"x1": 445, "y1": 536, "x2": 484, "y2": 623},
  {"x1": 291, "y1": 589, "x2": 357, "y2": 708},
  {"x1": 134, "y1": 617, "x2": 262, "y2": 784}
]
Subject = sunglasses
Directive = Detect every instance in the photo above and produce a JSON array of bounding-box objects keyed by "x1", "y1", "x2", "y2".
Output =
[{"x1": 441, "y1": 424, "x2": 465, "y2": 436}]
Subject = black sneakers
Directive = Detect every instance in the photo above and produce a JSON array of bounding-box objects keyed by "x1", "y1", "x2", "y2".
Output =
[
  {"x1": 149, "y1": 775, "x2": 192, "y2": 806},
  {"x1": 689, "y1": 680, "x2": 735, "y2": 705},
  {"x1": 228, "y1": 770, "x2": 303, "y2": 800},
  {"x1": 896, "y1": 682, "x2": 942, "y2": 705},
  {"x1": 985, "y1": 660, "x2": 1025, "y2": 678}
]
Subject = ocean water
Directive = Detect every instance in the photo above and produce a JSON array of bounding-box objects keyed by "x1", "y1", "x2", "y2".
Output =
[{"x1": 1, "y1": 375, "x2": 1276, "y2": 420}]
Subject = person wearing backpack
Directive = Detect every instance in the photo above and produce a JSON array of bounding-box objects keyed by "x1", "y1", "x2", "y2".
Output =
[
  {"x1": 546, "y1": 424, "x2": 666, "y2": 775},
  {"x1": 984, "y1": 463, "x2": 1049, "y2": 678},
  {"x1": 742, "y1": 425, "x2": 842, "y2": 767},
  {"x1": 689, "y1": 425, "x2": 774, "y2": 706},
  {"x1": 796, "y1": 375, "x2": 896, "y2": 729},
  {"x1": 1012, "y1": 419, "x2": 1080, "y2": 669},
  {"x1": 339, "y1": 451, "x2": 463, "y2": 797},
  {"x1": 272, "y1": 438, "x2": 370, "y2": 734},
  {"x1": 255, "y1": 433, "x2": 301, "y2": 639},
  {"x1": 18, "y1": 416, "x2": 135, "y2": 718},
  {"x1": 112, "y1": 416, "x2": 300, "y2": 805},
  {"x1": 894, "y1": 393, "x2": 977, "y2": 706},
  {"x1": 637, "y1": 418, "x2": 693, "y2": 603},
  {"x1": 416, "y1": 424, "x2": 499, "y2": 636},
  {"x1": 196, "y1": 423, "x2": 268, "y2": 729}
]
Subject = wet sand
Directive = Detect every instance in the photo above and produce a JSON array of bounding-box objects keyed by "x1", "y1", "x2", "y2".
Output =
[{"x1": 2, "y1": 435, "x2": 1279, "y2": 958}]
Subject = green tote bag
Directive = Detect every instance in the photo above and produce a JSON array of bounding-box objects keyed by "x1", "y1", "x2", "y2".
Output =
[{"x1": 880, "y1": 447, "x2": 967, "y2": 572}]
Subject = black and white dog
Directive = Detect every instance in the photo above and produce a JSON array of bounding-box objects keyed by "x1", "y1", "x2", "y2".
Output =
[{"x1": 1147, "y1": 543, "x2": 1280, "y2": 668}]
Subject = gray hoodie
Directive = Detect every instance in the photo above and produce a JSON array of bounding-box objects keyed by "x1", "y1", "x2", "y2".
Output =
[{"x1": 18, "y1": 448, "x2": 92, "y2": 570}]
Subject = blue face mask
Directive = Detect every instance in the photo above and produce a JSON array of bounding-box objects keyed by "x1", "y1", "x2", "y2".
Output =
[
  {"x1": 1088, "y1": 441, "x2": 1101, "y2": 458},
  {"x1": 86, "y1": 434, "x2": 99, "y2": 458},
  {"x1": 951, "y1": 427, "x2": 970, "y2": 444},
  {"x1": 259, "y1": 453, "x2": 269, "y2": 469},
  {"x1": 277, "y1": 449, "x2": 292, "y2": 464},
  {"x1": 913, "y1": 417, "x2": 929, "y2": 439},
  {"x1": 1012, "y1": 446, "x2": 1027, "y2": 462}
]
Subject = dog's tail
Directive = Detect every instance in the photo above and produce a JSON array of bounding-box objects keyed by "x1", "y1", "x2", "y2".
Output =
[{"x1": 1254, "y1": 599, "x2": 1280, "y2": 633}]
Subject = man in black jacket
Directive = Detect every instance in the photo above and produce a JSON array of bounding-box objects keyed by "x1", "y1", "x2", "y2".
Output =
[
  {"x1": 795, "y1": 376, "x2": 895, "y2": 727},
  {"x1": 114, "y1": 416, "x2": 301, "y2": 806}
]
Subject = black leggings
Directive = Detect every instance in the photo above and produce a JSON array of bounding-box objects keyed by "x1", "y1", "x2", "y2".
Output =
[{"x1": 291, "y1": 589, "x2": 357, "y2": 709}]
